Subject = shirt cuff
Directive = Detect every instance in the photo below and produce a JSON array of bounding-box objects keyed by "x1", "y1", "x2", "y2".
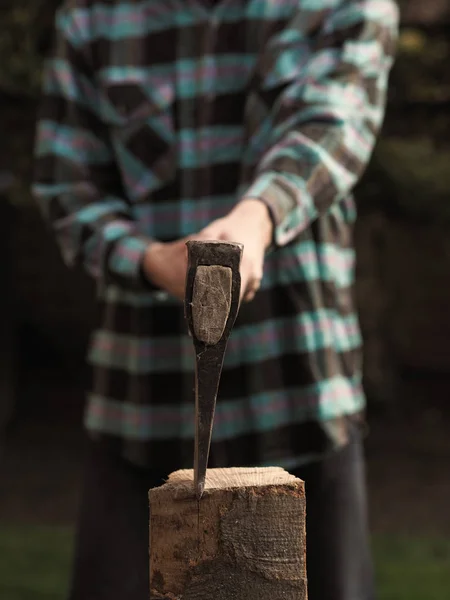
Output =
[
  {"x1": 107, "y1": 233, "x2": 159, "y2": 291},
  {"x1": 244, "y1": 171, "x2": 312, "y2": 247}
]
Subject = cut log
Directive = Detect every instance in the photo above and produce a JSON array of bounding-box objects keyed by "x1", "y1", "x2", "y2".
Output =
[{"x1": 149, "y1": 467, "x2": 307, "y2": 600}]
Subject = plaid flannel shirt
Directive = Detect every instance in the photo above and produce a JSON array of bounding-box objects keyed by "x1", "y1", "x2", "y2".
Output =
[{"x1": 33, "y1": 0, "x2": 398, "y2": 470}]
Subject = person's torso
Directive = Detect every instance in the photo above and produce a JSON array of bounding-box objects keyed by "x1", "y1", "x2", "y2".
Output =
[{"x1": 74, "y1": 0, "x2": 338, "y2": 240}]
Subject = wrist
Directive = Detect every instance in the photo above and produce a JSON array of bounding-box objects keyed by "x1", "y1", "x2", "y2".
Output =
[
  {"x1": 234, "y1": 198, "x2": 274, "y2": 250},
  {"x1": 142, "y1": 241, "x2": 164, "y2": 285}
]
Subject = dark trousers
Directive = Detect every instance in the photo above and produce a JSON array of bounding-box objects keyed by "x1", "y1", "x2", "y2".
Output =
[{"x1": 69, "y1": 427, "x2": 374, "y2": 600}]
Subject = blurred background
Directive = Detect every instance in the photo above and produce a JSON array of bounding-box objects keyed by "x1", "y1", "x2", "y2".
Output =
[{"x1": 0, "y1": 1, "x2": 449, "y2": 599}]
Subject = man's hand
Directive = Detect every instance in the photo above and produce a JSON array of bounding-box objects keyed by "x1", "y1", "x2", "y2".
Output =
[
  {"x1": 142, "y1": 238, "x2": 195, "y2": 301},
  {"x1": 142, "y1": 199, "x2": 273, "y2": 303},
  {"x1": 198, "y1": 199, "x2": 273, "y2": 302}
]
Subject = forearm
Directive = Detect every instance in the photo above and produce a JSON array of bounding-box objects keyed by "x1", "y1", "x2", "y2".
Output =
[
  {"x1": 244, "y1": 0, "x2": 399, "y2": 246},
  {"x1": 244, "y1": 121, "x2": 368, "y2": 247},
  {"x1": 32, "y1": 12, "x2": 158, "y2": 291},
  {"x1": 32, "y1": 175, "x2": 156, "y2": 290}
]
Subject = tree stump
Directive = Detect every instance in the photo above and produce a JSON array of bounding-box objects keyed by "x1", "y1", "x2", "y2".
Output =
[{"x1": 149, "y1": 467, "x2": 307, "y2": 599}]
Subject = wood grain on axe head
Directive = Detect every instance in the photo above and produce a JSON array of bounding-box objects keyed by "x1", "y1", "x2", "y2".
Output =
[{"x1": 191, "y1": 265, "x2": 232, "y2": 346}]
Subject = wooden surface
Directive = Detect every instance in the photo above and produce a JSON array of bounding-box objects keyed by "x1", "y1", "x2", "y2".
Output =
[
  {"x1": 149, "y1": 467, "x2": 307, "y2": 599},
  {"x1": 191, "y1": 265, "x2": 232, "y2": 346}
]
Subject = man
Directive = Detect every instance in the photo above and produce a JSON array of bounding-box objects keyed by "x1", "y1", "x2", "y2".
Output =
[{"x1": 33, "y1": 0, "x2": 398, "y2": 598}]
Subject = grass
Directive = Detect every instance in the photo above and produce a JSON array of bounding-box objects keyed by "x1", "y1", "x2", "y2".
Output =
[
  {"x1": 374, "y1": 535, "x2": 450, "y2": 600},
  {"x1": 0, "y1": 526, "x2": 74, "y2": 600},
  {"x1": 0, "y1": 526, "x2": 450, "y2": 599}
]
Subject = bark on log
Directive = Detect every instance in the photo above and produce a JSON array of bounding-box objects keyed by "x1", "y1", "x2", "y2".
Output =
[{"x1": 149, "y1": 467, "x2": 307, "y2": 599}]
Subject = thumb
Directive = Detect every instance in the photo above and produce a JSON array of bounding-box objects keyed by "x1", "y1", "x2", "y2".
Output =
[
  {"x1": 184, "y1": 231, "x2": 212, "y2": 243},
  {"x1": 197, "y1": 219, "x2": 225, "y2": 240}
]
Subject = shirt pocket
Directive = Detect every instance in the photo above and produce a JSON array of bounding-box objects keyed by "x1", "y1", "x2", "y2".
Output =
[
  {"x1": 100, "y1": 78, "x2": 177, "y2": 202},
  {"x1": 245, "y1": 39, "x2": 303, "y2": 170},
  {"x1": 243, "y1": 32, "x2": 309, "y2": 165}
]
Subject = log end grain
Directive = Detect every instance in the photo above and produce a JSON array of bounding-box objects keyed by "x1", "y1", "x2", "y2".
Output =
[{"x1": 149, "y1": 468, "x2": 307, "y2": 600}]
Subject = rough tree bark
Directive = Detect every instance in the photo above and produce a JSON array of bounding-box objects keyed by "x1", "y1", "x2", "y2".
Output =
[{"x1": 149, "y1": 467, "x2": 307, "y2": 600}]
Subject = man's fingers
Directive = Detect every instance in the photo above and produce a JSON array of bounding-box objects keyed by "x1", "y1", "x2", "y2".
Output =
[
  {"x1": 242, "y1": 276, "x2": 262, "y2": 303},
  {"x1": 239, "y1": 259, "x2": 262, "y2": 303},
  {"x1": 184, "y1": 232, "x2": 208, "y2": 243},
  {"x1": 196, "y1": 218, "x2": 227, "y2": 240},
  {"x1": 184, "y1": 230, "x2": 220, "y2": 245}
]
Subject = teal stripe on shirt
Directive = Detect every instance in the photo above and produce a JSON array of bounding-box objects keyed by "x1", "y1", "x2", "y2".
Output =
[
  {"x1": 85, "y1": 375, "x2": 364, "y2": 440},
  {"x1": 88, "y1": 311, "x2": 362, "y2": 374}
]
